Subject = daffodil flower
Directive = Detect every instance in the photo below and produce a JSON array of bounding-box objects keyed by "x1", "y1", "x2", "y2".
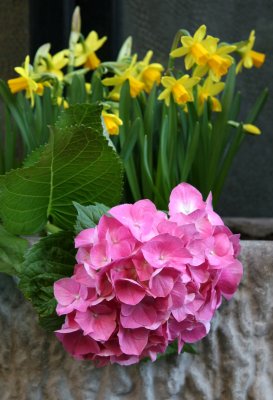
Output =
[
  {"x1": 170, "y1": 25, "x2": 209, "y2": 69},
  {"x1": 57, "y1": 96, "x2": 69, "y2": 109},
  {"x1": 102, "y1": 110, "x2": 123, "y2": 135},
  {"x1": 85, "y1": 83, "x2": 92, "y2": 94},
  {"x1": 243, "y1": 124, "x2": 261, "y2": 135},
  {"x1": 236, "y1": 31, "x2": 265, "y2": 73},
  {"x1": 74, "y1": 31, "x2": 107, "y2": 70},
  {"x1": 102, "y1": 55, "x2": 145, "y2": 99},
  {"x1": 137, "y1": 51, "x2": 164, "y2": 93},
  {"x1": 158, "y1": 75, "x2": 200, "y2": 106},
  {"x1": 8, "y1": 55, "x2": 44, "y2": 107},
  {"x1": 197, "y1": 76, "x2": 225, "y2": 114},
  {"x1": 228, "y1": 121, "x2": 261, "y2": 135},
  {"x1": 36, "y1": 48, "x2": 69, "y2": 80},
  {"x1": 194, "y1": 36, "x2": 235, "y2": 81}
]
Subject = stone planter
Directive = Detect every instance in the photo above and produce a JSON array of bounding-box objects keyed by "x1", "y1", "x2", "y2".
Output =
[{"x1": 0, "y1": 240, "x2": 273, "y2": 400}]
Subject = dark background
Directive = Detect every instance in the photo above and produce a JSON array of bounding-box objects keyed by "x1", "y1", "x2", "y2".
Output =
[{"x1": 1, "y1": 0, "x2": 273, "y2": 217}]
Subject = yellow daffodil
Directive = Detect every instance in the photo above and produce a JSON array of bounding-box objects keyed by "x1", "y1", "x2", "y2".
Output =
[
  {"x1": 57, "y1": 97, "x2": 69, "y2": 109},
  {"x1": 170, "y1": 25, "x2": 209, "y2": 69},
  {"x1": 243, "y1": 124, "x2": 261, "y2": 135},
  {"x1": 102, "y1": 55, "x2": 145, "y2": 99},
  {"x1": 236, "y1": 31, "x2": 265, "y2": 73},
  {"x1": 194, "y1": 36, "x2": 235, "y2": 81},
  {"x1": 36, "y1": 49, "x2": 69, "y2": 80},
  {"x1": 158, "y1": 75, "x2": 200, "y2": 106},
  {"x1": 102, "y1": 111, "x2": 123, "y2": 135},
  {"x1": 137, "y1": 51, "x2": 164, "y2": 93},
  {"x1": 74, "y1": 31, "x2": 107, "y2": 70},
  {"x1": 197, "y1": 76, "x2": 225, "y2": 114},
  {"x1": 85, "y1": 83, "x2": 92, "y2": 94},
  {"x1": 228, "y1": 121, "x2": 261, "y2": 135},
  {"x1": 8, "y1": 55, "x2": 44, "y2": 107}
]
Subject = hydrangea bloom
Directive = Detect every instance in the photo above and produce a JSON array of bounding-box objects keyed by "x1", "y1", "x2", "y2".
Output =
[{"x1": 54, "y1": 183, "x2": 243, "y2": 366}]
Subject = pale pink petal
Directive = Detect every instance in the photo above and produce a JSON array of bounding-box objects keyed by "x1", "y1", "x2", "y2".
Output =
[
  {"x1": 142, "y1": 234, "x2": 191, "y2": 269},
  {"x1": 75, "y1": 228, "x2": 97, "y2": 248},
  {"x1": 54, "y1": 278, "x2": 81, "y2": 305},
  {"x1": 89, "y1": 240, "x2": 111, "y2": 269},
  {"x1": 169, "y1": 183, "x2": 205, "y2": 216}
]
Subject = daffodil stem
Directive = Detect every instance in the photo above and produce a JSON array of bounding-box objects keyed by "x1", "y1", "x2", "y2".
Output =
[
  {"x1": 167, "y1": 29, "x2": 190, "y2": 73},
  {"x1": 46, "y1": 222, "x2": 62, "y2": 234}
]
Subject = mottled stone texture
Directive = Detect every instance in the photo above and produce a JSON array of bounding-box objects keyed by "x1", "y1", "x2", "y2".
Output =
[
  {"x1": 119, "y1": 0, "x2": 273, "y2": 217},
  {"x1": 0, "y1": 240, "x2": 272, "y2": 399},
  {"x1": 224, "y1": 218, "x2": 273, "y2": 239}
]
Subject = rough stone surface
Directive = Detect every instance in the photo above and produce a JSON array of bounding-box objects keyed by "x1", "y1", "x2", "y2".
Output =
[
  {"x1": 224, "y1": 218, "x2": 273, "y2": 239},
  {"x1": 0, "y1": 240, "x2": 273, "y2": 399}
]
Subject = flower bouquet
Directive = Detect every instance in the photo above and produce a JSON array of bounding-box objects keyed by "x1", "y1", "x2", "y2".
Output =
[{"x1": 0, "y1": 7, "x2": 266, "y2": 365}]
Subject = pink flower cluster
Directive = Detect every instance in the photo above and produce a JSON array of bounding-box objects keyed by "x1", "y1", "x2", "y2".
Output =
[{"x1": 54, "y1": 183, "x2": 243, "y2": 366}]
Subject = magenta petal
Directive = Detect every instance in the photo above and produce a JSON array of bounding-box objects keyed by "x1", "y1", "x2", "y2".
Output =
[
  {"x1": 56, "y1": 331, "x2": 100, "y2": 356},
  {"x1": 121, "y1": 302, "x2": 158, "y2": 328},
  {"x1": 217, "y1": 260, "x2": 243, "y2": 299},
  {"x1": 149, "y1": 268, "x2": 176, "y2": 297},
  {"x1": 54, "y1": 278, "x2": 81, "y2": 305},
  {"x1": 89, "y1": 240, "x2": 110, "y2": 268},
  {"x1": 169, "y1": 279, "x2": 186, "y2": 309},
  {"x1": 75, "y1": 305, "x2": 116, "y2": 341},
  {"x1": 118, "y1": 327, "x2": 149, "y2": 356},
  {"x1": 75, "y1": 228, "x2": 96, "y2": 248},
  {"x1": 142, "y1": 234, "x2": 191, "y2": 268},
  {"x1": 180, "y1": 322, "x2": 207, "y2": 343},
  {"x1": 115, "y1": 279, "x2": 146, "y2": 305}
]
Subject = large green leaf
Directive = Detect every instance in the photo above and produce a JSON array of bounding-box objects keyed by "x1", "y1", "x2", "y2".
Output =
[
  {"x1": 73, "y1": 201, "x2": 110, "y2": 233},
  {"x1": 0, "y1": 225, "x2": 29, "y2": 275},
  {"x1": 19, "y1": 231, "x2": 76, "y2": 331},
  {"x1": 0, "y1": 104, "x2": 123, "y2": 234}
]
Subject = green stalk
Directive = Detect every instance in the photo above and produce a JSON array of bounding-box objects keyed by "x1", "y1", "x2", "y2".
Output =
[{"x1": 167, "y1": 29, "x2": 190, "y2": 72}]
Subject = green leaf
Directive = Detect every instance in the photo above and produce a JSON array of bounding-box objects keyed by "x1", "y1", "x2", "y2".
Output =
[
  {"x1": 246, "y1": 88, "x2": 268, "y2": 124},
  {"x1": 0, "y1": 104, "x2": 123, "y2": 234},
  {"x1": 0, "y1": 225, "x2": 29, "y2": 275},
  {"x1": 90, "y1": 73, "x2": 104, "y2": 102},
  {"x1": 19, "y1": 231, "x2": 75, "y2": 331},
  {"x1": 74, "y1": 202, "x2": 110, "y2": 233},
  {"x1": 67, "y1": 74, "x2": 87, "y2": 104},
  {"x1": 119, "y1": 117, "x2": 140, "y2": 162},
  {"x1": 180, "y1": 121, "x2": 200, "y2": 181},
  {"x1": 23, "y1": 145, "x2": 46, "y2": 167},
  {"x1": 156, "y1": 341, "x2": 197, "y2": 361}
]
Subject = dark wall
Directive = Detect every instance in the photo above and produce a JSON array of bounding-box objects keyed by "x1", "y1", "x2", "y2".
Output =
[{"x1": 29, "y1": 0, "x2": 121, "y2": 60}]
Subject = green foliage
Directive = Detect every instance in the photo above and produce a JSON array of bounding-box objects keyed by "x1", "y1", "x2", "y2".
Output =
[
  {"x1": 0, "y1": 104, "x2": 123, "y2": 235},
  {"x1": 0, "y1": 225, "x2": 29, "y2": 275},
  {"x1": 114, "y1": 64, "x2": 267, "y2": 209},
  {"x1": 74, "y1": 201, "x2": 110, "y2": 233},
  {"x1": 19, "y1": 231, "x2": 75, "y2": 331}
]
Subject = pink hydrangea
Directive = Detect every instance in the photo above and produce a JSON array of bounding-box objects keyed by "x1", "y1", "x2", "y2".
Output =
[{"x1": 54, "y1": 183, "x2": 243, "y2": 366}]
